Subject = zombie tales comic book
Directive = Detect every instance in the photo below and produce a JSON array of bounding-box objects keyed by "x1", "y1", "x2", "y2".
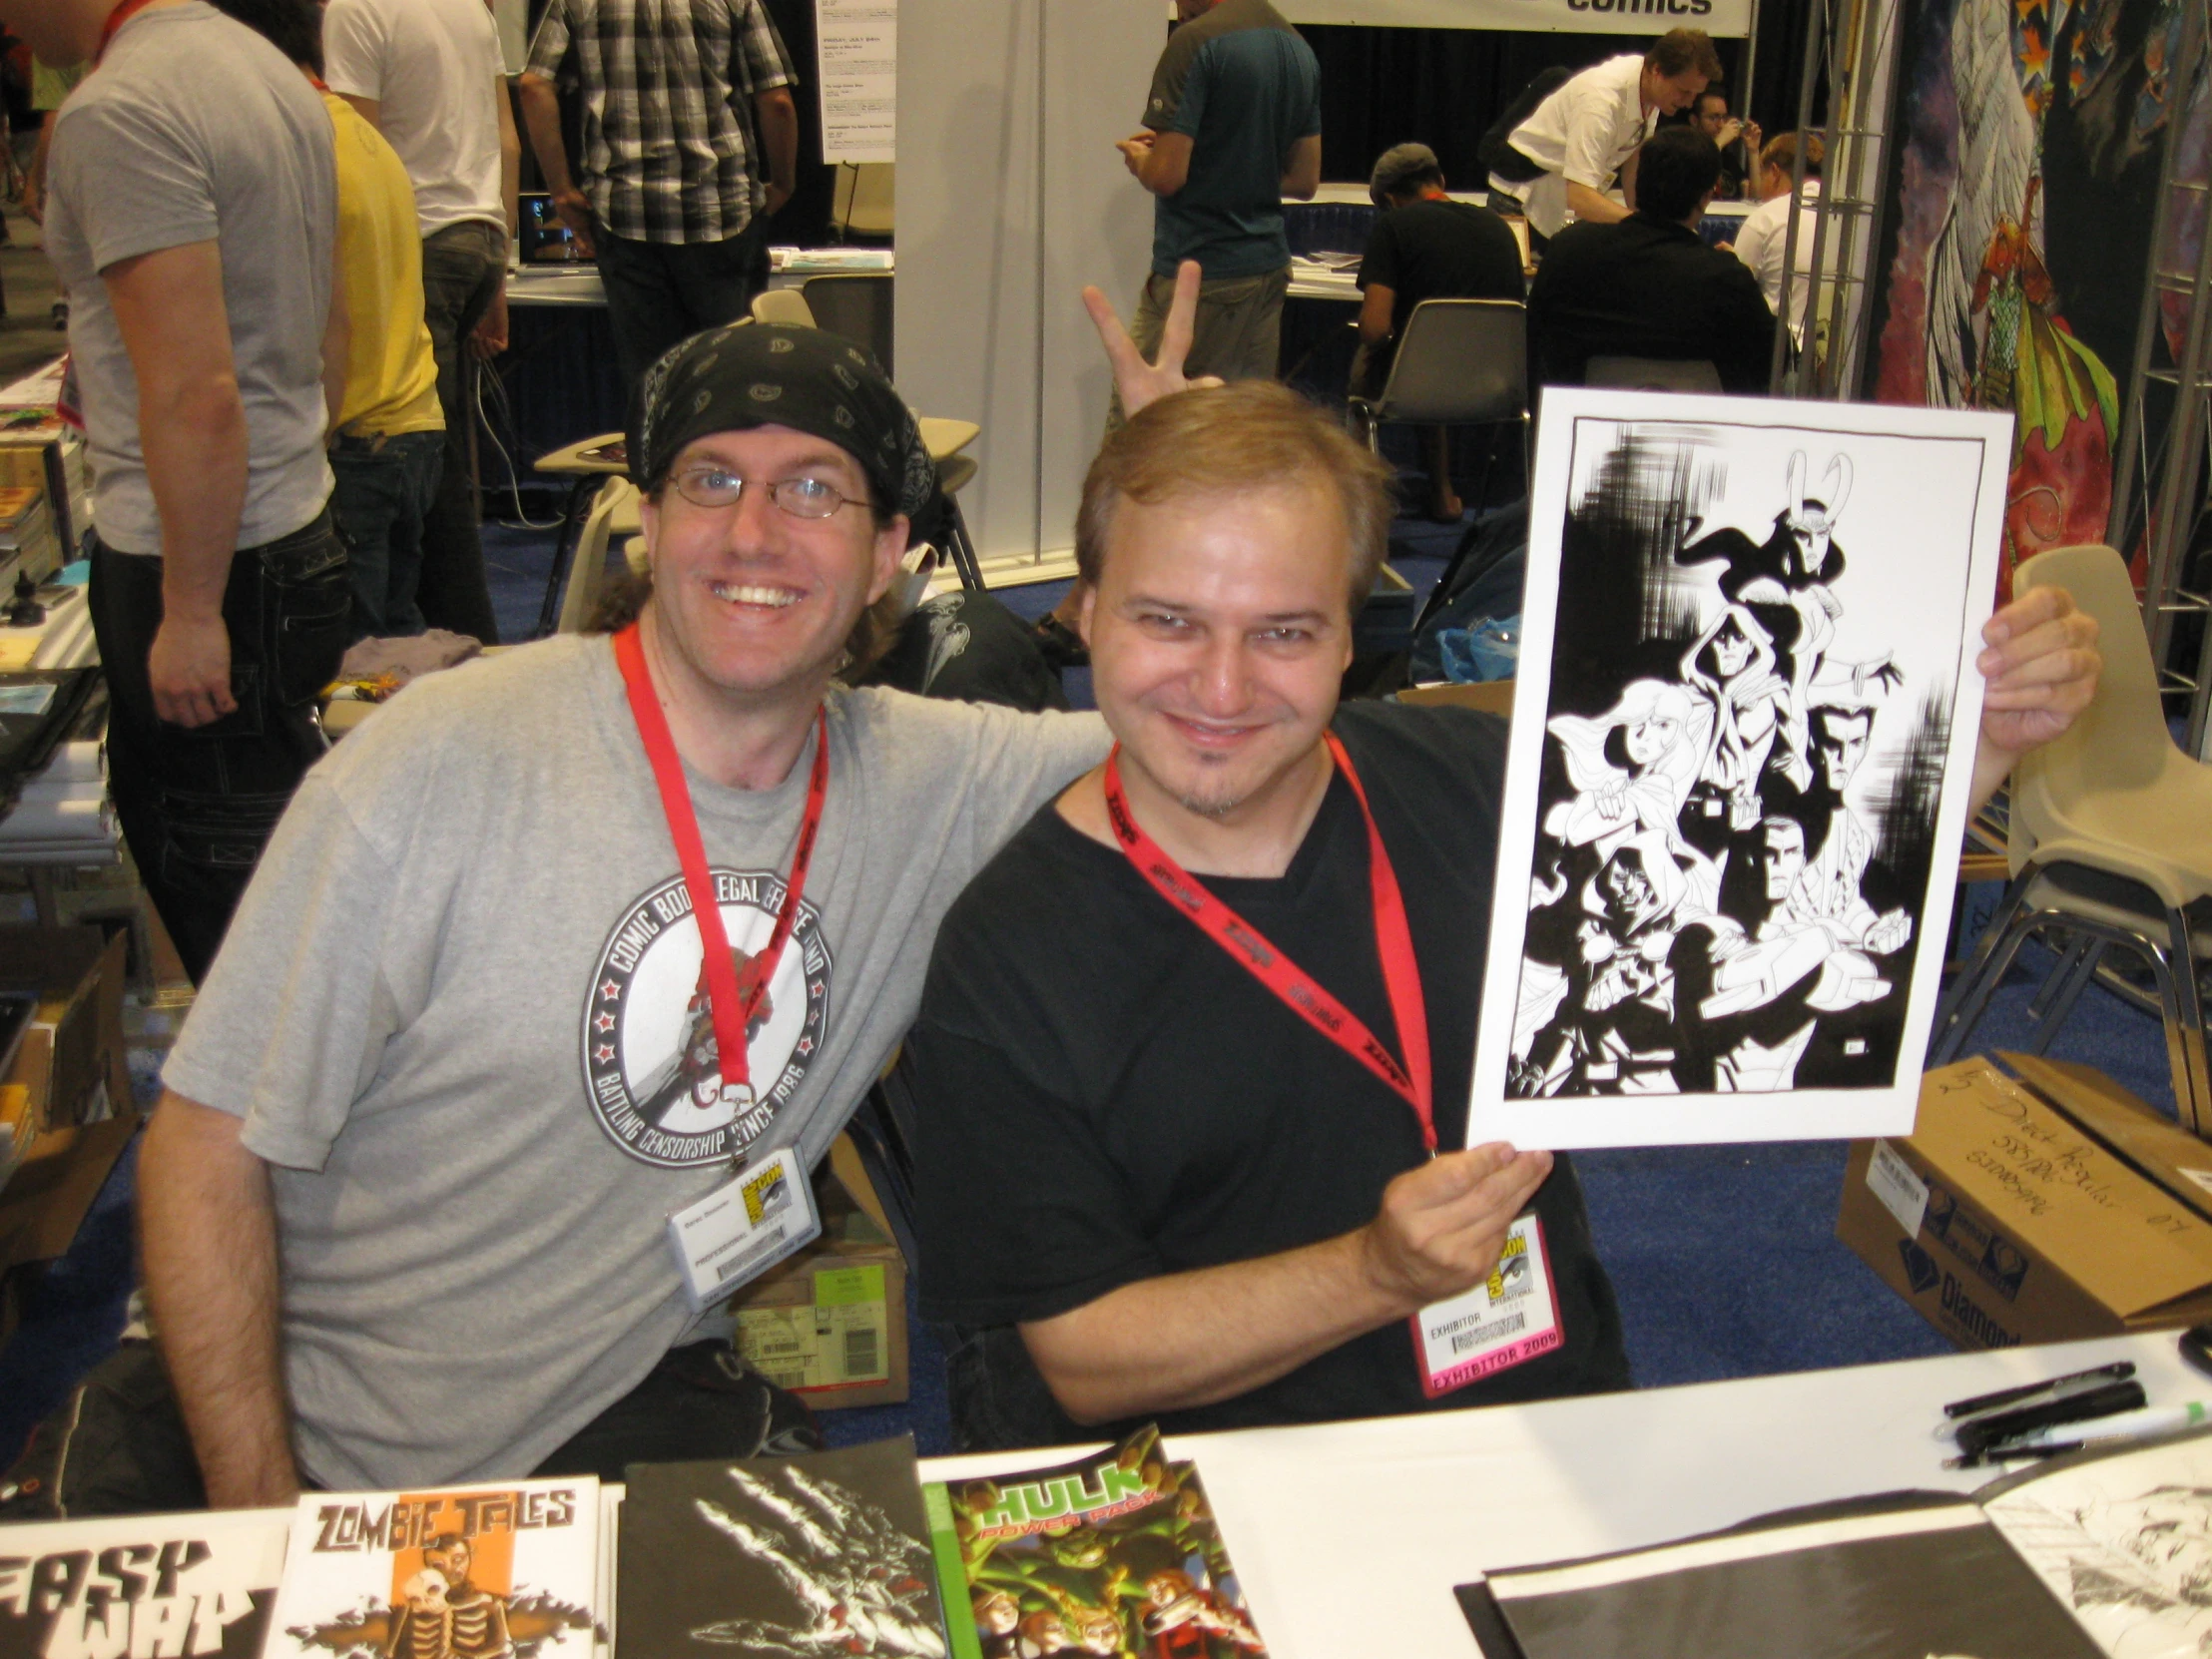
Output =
[
  {"x1": 617, "y1": 1435, "x2": 946, "y2": 1659},
  {"x1": 924, "y1": 1425, "x2": 1267, "y2": 1659},
  {"x1": 263, "y1": 1477, "x2": 600, "y2": 1659},
  {"x1": 0, "y1": 1506, "x2": 291, "y2": 1659}
]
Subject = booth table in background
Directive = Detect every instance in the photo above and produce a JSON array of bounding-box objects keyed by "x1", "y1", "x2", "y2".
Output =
[{"x1": 920, "y1": 1332, "x2": 2198, "y2": 1659}]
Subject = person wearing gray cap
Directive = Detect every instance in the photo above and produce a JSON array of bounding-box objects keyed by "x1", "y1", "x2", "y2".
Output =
[
  {"x1": 1354, "y1": 144, "x2": 1525, "y2": 520},
  {"x1": 101, "y1": 320, "x2": 1143, "y2": 1514}
]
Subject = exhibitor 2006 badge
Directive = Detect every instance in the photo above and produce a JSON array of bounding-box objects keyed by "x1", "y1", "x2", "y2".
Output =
[{"x1": 581, "y1": 869, "x2": 832, "y2": 1167}]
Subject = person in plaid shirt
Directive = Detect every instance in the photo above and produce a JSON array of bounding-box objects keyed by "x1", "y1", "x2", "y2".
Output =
[{"x1": 518, "y1": 0, "x2": 800, "y2": 388}]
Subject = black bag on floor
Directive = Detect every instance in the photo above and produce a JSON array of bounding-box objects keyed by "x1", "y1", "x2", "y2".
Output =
[{"x1": 860, "y1": 590, "x2": 1069, "y2": 713}]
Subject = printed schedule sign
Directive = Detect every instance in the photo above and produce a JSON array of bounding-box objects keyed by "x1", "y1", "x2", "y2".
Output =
[{"x1": 818, "y1": 0, "x2": 895, "y2": 164}]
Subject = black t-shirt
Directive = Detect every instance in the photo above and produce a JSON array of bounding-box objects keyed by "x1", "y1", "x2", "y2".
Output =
[
  {"x1": 911, "y1": 703, "x2": 1629, "y2": 1449},
  {"x1": 1526, "y1": 211, "x2": 1778, "y2": 393},
  {"x1": 1358, "y1": 197, "x2": 1527, "y2": 348}
]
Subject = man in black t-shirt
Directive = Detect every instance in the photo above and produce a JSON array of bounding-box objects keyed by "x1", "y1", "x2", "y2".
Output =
[
  {"x1": 1528, "y1": 126, "x2": 1777, "y2": 394},
  {"x1": 911, "y1": 331, "x2": 2100, "y2": 1453},
  {"x1": 1353, "y1": 142, "x2": 1525, "y2": 519}
]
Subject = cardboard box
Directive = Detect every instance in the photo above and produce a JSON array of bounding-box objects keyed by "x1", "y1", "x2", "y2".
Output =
[
  {"x1": 0, "y1": 925, "x2": 130, "y2": 1143},
  {"x1": 1838, "y1": 1057, "x2": 2212, "y2": 1350},
  {"x1": 727, "y1": 1136, "x2": 909, "y2": 1408}
]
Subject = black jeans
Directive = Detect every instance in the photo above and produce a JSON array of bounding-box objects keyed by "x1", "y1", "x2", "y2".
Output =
[
  {"x1": 1, "y1": 1340, "x2": 819, "y2": 1517},
  {"x1": 596, "y1": 224, "x2": 765, "y2": 396},
  {"x1": 329, "y1": 428, "x2": 445, "y2": 639},
  {"x1": 88, "y1": 512, "x2": 349, "y2": 985},
  {"x1": 418, "y1": 219, "x2": 505, "y2": 644}
]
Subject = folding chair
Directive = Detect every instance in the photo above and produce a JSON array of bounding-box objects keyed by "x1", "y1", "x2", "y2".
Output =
[
  {"x1": 1345, "y1": 299, "x2": 1529, "y2": 635},
  {"x1": 1929, "y1": 544, "x2": 2212, "y2": 1131},
  {"x1": 802, "y1": 274, "x2": 894, "y2": 375}
]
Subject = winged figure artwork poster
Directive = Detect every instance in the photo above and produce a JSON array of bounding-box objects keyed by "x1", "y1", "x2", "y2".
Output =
[{"x1": 1467, "y1": 390, "x2": 2010, "y2": 1150}]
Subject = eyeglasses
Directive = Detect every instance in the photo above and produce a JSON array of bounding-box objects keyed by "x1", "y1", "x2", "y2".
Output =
[{"x1": 670, "y1": 464, "x2": 865, "y2": 519}]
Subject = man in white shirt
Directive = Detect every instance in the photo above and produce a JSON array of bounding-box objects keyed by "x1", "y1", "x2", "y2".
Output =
[
  {"x1": 323, "y1": 0, "x2": 519, "y2": 644},
  {"x1": 1729, "y1": 131, "x2": 1827, "y2": 346},
  {"x1": 1489, "y1": 29, "x2": 1722, "y2": 243}
]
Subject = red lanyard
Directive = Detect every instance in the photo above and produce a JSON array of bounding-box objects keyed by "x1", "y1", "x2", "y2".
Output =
[
  {"x1": 1103, "y1": 734, "x2": 1436, "y2": 1152},
  {"x1": 95, "y1": 0, "x2": 160, "y2": 63},
  {"x1": 614, "y1": 623, "x2": 827, "y2": 1093}
]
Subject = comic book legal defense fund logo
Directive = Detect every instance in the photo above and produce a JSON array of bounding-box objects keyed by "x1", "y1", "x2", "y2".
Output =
[{"x1": 582, "y1": 870, "x2": 831, "y2": 1167}]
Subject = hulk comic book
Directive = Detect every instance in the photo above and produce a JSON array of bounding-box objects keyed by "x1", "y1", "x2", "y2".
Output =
[{"x1": 924, "y1": 1426, "x2": 1266, "y2": 1659}]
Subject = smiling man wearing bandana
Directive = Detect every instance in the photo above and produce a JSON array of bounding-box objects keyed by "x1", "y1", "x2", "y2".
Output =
[{"x1": 109, "y1": 321, "x2": 1112, "y2": 1510}]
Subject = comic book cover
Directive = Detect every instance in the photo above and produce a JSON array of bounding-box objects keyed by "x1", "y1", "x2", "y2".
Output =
[
  {"x1": 925, "y1": 1426, "x2": 1266, "y2": 1659},
  {"x1": 617, "y1": 1434, "x2": 945, "y2": 1658},
  {"x1": 0, "y1": 1505, "x2": 292, "y2": 1659},
  {"x1": 262, "y1": 1477, "x2": 601, "y2": 1659}
]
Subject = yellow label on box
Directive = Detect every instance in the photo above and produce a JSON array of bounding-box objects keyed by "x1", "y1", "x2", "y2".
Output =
[
  {"x1": 814, "y1": 1265, "x2": 883, "y2": 1308},
  {"x1": 735, "y1": 1272, "x2": 890, "y2": 1390}
]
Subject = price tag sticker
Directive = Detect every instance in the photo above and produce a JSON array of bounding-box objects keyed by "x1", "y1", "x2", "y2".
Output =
[
  {"x1": 1411, "y1": 1213, "x2": 1564, "y2": 1399},
  {"x1": 666, "y1": 1147, "x2": 821, "y2": 1315}
]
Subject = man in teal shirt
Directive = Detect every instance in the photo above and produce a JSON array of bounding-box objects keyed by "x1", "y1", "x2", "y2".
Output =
[{"x1": 1116, "y1": 0, "x2": 1321, "y2": 394}]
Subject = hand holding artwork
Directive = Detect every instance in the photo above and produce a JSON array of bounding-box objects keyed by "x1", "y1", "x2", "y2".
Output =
[
  {"x1": 1082, "y1": 259, "x2": 1223, "y2": 419},
  {"x1": 1360, "y1": 1144, "x2": 1552, "y2": 1312},
  {"x1": 1976, "y1": 585, "x2": 2101, "y2": 759}
]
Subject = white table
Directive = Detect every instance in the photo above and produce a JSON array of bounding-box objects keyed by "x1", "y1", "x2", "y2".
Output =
[{"x1": 921, "y1": 1332, "x2": 2200, "y2": 1658}]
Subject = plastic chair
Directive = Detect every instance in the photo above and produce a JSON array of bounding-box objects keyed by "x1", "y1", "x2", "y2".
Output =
[
  {"x1": 832, "y1": 163, "x2": 894, "y2": 242},
  {"x1": 1347, "y1": 299, "x2": 1529, "y2": 635},
  {"x1": 749, "y1": 286, "x2": 817, "y2": 328},
  {"x1": 802, "y1": 274, "x2": 894, "y2": 375},
  {"x1": 935, "y1": 452, "x2": 985, "y2": 593},
  {"x1": 1929, "y1": 544, "x2": 2212, "y2": 1131},
  {"x1": 552, "y1": 477, "x2": 641, "y2": 635},
  {"x1": 1583, "y1": 356, "x2": 1723, "y2": 392}
]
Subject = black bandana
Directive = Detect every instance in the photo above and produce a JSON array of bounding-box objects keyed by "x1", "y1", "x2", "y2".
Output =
[{"x1": 629, "y1": 322, "x2": 938, "y2": 520}]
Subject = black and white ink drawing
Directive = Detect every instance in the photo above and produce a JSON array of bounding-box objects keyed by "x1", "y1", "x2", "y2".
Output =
[
  {"x1": 1983, "y1": 1436, "x2": 2212, "y2": 1659},
  {"x1": 1469, "y1": 390, "x2": 2011, "y2": 1150}
]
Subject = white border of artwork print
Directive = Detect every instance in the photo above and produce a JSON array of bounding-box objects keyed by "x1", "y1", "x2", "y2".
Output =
[{"x1": 1465, "y1": 389, "x2": 2013, "y2": 1151}]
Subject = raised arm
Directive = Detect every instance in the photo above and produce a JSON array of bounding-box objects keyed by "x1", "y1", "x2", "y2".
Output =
[
  {"x1": 138, "y1": 1090, "x2": 299, "y2": 1507},
  {"x1": 1080, "y1": 258, "x2": 1222, "y2": 418},
  {"x1": 1021, "y1": 1144, "x2": 1551, "y2": 1423},
  {"x1": 1968, "y1": 583, "x2": 2101, "y2": 813}
]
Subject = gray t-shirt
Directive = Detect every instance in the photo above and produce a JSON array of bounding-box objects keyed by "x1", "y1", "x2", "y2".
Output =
[
  {"x1": 45, "y1": 4, "x2": 335, "y2": 556},
  {"x1": 163, "y1": 634, "x2": 1106, "y2": 1488}
]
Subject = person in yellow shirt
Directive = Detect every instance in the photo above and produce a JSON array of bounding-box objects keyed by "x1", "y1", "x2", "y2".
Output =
[{"x1": 212, "y1": 0, "x2": 446, "y2": 640}]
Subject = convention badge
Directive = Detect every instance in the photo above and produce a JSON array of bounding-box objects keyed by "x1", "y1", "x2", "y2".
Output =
[
  {"x1": 665, "y1": 1145, "x2": 821, "y2": 1315},
  {"x1": 1411, "y1": 1213, "x2": 1565, "y2": 1399}
]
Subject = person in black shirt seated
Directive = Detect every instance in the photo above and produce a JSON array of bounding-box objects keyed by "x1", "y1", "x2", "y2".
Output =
[
  {"x1": 1354, "y1": 142, "x2": 1526, "y2": 519},
  {"x1": 1687, "y1": 89, "x2": 1759, "y2": 201},
  {"x1": 1527, "y1": 125, "x2": 1777, "y2": 394}
]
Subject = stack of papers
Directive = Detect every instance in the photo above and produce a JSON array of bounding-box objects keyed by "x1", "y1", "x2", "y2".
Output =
[{"x1": 0, "y1": 679, "x2": 114, "y2": 862}]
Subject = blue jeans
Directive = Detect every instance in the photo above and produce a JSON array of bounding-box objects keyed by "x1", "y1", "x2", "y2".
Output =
[
  {"x1": 88, "y1": 511, "x2": 349, "y2": 984},
  {"x1": 595, "y1": 223, "x2": 765, "y2": 394},
  {"x1": 329, "y1": 429, "x2": 444, "y2": 639}
]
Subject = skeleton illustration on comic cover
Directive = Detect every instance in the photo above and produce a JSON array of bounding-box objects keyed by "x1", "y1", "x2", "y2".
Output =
[{"x1": 1473, "y1": 396, "x2": 2008, "y2": 1148}]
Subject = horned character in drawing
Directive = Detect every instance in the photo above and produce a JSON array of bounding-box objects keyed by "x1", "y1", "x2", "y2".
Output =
[{"x1": 1501, "y1": 416, "x2": 1979, "y2": 1108}]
